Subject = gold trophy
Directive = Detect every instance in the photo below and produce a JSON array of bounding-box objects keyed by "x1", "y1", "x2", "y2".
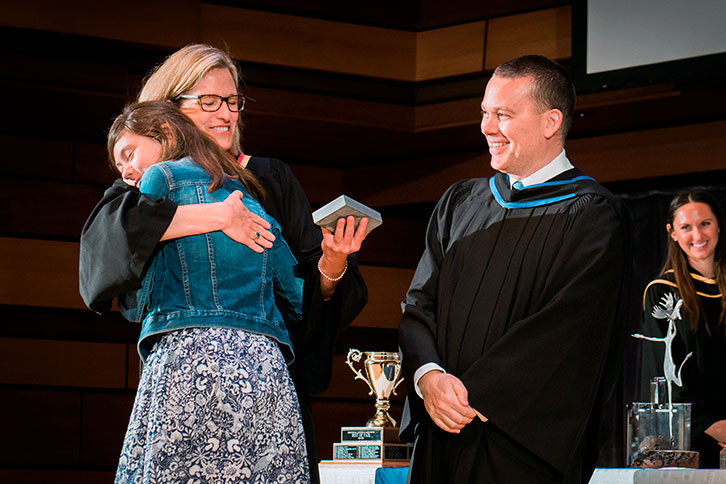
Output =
[{"x1": 346, "y1": 349, "x2": 404, "y2": 427}]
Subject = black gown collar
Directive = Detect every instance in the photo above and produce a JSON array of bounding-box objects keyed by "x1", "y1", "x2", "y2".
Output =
[{"x1": 490, "y1": 168, "x2": 598, "y2": 209}]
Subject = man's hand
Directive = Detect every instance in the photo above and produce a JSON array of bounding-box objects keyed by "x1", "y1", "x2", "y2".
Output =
[
  {"x1": 705, "y1": 420, "x2": 726, "y2": 448},
  {"x1": 419, "y1": 371, "x2": 478, "y2": 433},
  {"x1": 221, "y1": 191, "x2": 274, "y2": 252}
]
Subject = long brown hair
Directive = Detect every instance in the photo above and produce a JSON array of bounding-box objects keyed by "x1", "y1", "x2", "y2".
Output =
[
  {"x1": 107, "y1": 101, "x2": 263, "y2": 197},
  {"x1": 662, "y1": 188, "x2": 726, "y2": 332}
]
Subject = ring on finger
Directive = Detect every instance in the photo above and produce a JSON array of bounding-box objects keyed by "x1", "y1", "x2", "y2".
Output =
[{"x1": 253, "y1": 231, "x2": 260, "y2": 240}]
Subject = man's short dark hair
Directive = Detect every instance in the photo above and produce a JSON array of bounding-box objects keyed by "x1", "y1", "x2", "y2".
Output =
[{"x1": 493, "y1": 55, "x2": 576, "y2": 140}]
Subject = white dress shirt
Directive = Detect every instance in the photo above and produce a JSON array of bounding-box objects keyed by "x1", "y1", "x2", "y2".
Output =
[{"x1": 508, "y1": 149, "x2": 573, "y2": 188}]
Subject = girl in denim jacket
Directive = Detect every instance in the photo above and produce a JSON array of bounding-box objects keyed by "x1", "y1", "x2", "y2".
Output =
[{"x1": 107, "y1": 101, "x2": 310, "y2": 484}]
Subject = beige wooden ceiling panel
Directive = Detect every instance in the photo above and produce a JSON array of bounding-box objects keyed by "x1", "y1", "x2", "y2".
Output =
[
  {"x1": 486, "y1": 6, "x2": 571, "y2": 70},
  {"x1": 202, "y1": 5, "x2": 416, "y2": 81},
  {"x1": 415, "y1": 21, "x2": 487, "y2": 81},
  {"x1": 1, "y1": 0, "x2": 199, "y2": 48}
]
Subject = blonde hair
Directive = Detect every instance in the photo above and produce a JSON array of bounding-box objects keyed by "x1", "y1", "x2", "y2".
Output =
[
  {"x1": 138, "y1": 44, "x2": 243, "y2": 154},
  {"x1": 108, "y1": 101, "x2": 263, "y2": 198}
]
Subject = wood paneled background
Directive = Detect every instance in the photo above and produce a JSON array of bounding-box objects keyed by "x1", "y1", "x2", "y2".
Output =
[{"x1": 1, "y1": 1, "x2": 725, "y2": 481}]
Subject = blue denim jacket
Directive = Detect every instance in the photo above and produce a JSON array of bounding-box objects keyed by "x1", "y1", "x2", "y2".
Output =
[{"x1": 124, "y1": 157, "x2": 303, "y2": 363}]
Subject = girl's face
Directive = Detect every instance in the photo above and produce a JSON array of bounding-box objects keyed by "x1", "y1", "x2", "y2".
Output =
[
  {"x1": 113, "y1": 130, "x2": 163, "y2": 187},
  {"x1": 178, "y1": 68, "x2": 239, "y2": 152}
]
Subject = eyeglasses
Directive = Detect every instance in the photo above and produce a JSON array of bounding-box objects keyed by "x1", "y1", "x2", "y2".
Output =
[{"x1": 177, "y1": 94, "x2": 246, "y2": 112}]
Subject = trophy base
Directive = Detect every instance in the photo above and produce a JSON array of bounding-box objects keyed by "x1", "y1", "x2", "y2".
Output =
[
  {"x1": 333, "y1": 442, "x2": 412, "y2": 461},
  {"x1": 631, "y1": 450, "x2": 699, "y2": 469},
  {"x1": 333, "y1": 427, "x2": 412, "y2": 464}
]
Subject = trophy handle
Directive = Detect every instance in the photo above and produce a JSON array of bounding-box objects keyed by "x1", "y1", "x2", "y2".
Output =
[{"x1": 346, "y1": 348, "x2": 375, "y2": 396}]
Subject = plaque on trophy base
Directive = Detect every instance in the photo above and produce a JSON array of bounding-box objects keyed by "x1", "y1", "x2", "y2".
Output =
[
  {"x1": 333, "y1": 442, "x2": 412, "y2": 461},
  {"x1": 341, "y1": 426, "x2": 400, "y2": 444},
  {"x1": 332, "y1": 426, "x2": 413, "y2": 465}
]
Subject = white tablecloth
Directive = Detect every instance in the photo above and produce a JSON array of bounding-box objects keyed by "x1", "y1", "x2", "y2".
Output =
[
  {"x1": 589, "y1": 468, "x2": 726, "y2": 483},
  {"x1": 319, "y1": 461, "x2": 380, "y2": 484},
  {"x1": 320, "y1": 464, "x2": 726, "y2": 484}
]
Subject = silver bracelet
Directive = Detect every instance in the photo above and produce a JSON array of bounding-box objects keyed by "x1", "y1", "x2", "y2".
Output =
[{"x1": 318, "y1": 258, "x2": 347, "y2": 282}]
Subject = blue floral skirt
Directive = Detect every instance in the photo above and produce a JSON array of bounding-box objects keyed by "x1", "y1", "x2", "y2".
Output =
[{"x1": 115, "y1": 327, "x2": 309, "y2": 483}]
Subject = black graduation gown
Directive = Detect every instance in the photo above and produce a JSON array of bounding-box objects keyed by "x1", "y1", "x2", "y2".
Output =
[
  {"x1": 398, "y1": 169, "x2": 630, "y2": 483},
  {"x1": 640, "y1": 270, "x2": 726, "y2": 468},
  {"x1": 79, "y1": 156, "x2": 368, "y2": 483}
]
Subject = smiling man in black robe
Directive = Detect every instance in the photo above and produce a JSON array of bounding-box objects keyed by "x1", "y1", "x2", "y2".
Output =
[{"x1": 398, "y1": 55, "x2": 630, "y2": 483}]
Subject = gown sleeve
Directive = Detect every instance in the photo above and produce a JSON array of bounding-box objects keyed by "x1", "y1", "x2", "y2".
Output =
[
  {"x1": 398, "y1": 181, "x2": 465, "y2": 376},
  {"x1": 78, "y1": 178, "x2": 176, "y2": 314}
]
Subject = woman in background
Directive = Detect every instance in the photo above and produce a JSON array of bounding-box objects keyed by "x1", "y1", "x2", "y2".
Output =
[
  {"x1": 80, "y1": 44, "x2": 368, "y2": 482},
  {"x1": 109, "y1": 100, "x2": 308, "y2": 483},
  {"x1": 640, "y1": 188, "x2": 726, "y2": 467}
]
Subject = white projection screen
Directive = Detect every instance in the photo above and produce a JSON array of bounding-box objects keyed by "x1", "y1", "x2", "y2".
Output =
[{"x1": 572, "y1": 0, "x2": 726, "y2": 92}]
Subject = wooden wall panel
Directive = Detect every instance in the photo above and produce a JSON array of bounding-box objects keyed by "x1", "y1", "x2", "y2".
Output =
[
  {"x1": 0, "y1": 0, "x2": 199, "y2": 48},
  {"x1": 0, "y1": 388, "x2": 81, "y2": 465},
  {"x1": 414, "y1": 97, "x2": 482, "y2": 131},
  {"x1": 0, "y1": 337, "x2": 127, "y2": 388},
  {"x1": 0, "y1": 237, "x2": 414, "y2": 328},
  {"x1": 0, "y1": 470, "x2": 115, "y2": 484},
  {"x1": 81, "y1": 392, "x2": 135, "y2": 466},
  {"x1": 567, "y1": 121, "x2": 726, "y2": 182},
  {"x1": 346, "y1": 121, "x2": 726, "y2": 207},
  {"x1": 486, "y1": 6, "x2": 572, "y2": 69},
  {"x1": 356, "y1": 216, "x2": 427, "y2": 268},
  {"x1": 0, "y1": 237, "x2": 84, "y2": 309},
  {"x1": 203, "y1": 5, "x2": 416, "y2": 81},
  {"x1": 247, "y1": 86, "x2": 413, "y2": 131},
  {"x1": 0, "y1": 304, "x2": 136, "y2": 343},
  {"x1": 286, "y1": 163, "x2": 344, "y2": 206},
  {"x1": 75, "y1": 142, "x2": 118, "y2": 185},
  {"x1": 127, "y1": 345, "x2": 141, "y2": 390},
  {"x1": 0, "y1": 85, "x2": 125, "y2": 146},
  {"x1": 353, "y1": 266, "x2": 414, "y2": 329},
  {"x1": 415, "y1": 21, "x2": 487, "y2": 81},
  {"x1": 0, "y1": 1, "x2": 571, "y2": 83},
  {"x1": 0, "y1": 135, "x2": 73, "y2": 180},
  {"x1": 0, "y1": 179, "x2": 103, "y2": 238},
  {"x1": 351, "y1": 151, "x2": 492, "y2": 207}
]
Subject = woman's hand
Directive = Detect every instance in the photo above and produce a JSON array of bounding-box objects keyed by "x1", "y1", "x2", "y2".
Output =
[
  {"x1": 318, "y1": 216, "x2": 369, "y2": 299},
  {"x1": 220, "y1": 191, "x2": 275, "y2": 253}
]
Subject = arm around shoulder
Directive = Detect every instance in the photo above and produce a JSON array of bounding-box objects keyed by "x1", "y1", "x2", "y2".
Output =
[{"x1": 79, "y1": 179, "x2": 177, "y2": 313}]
